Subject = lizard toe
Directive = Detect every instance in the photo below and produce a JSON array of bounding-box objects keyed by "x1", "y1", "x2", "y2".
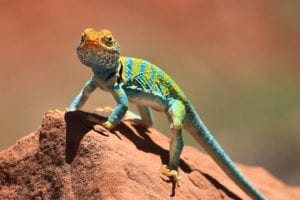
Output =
[{"x1": 161, "y1": 165, "x2": 181, "y2": 181}]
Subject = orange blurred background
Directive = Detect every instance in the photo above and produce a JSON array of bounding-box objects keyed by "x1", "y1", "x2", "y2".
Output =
[{"x1": 0, "y1": 0, "x2": 299, "y2": 185}]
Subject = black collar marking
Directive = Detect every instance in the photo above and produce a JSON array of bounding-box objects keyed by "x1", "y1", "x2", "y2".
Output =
[
  {"x1": 117, "y1": 61, "x2": 123, "y2": 84},
  {"x1": 104, "y1": 61, "x2": 123, "y2": 84}
]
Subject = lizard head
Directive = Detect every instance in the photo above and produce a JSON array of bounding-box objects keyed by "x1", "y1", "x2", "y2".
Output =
[{"x1": 76, "y1": 28, "x2": 121, "y2": 69}]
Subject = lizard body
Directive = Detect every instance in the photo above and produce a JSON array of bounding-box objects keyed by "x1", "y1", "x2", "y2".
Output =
[{"x1": 69, "y1": 28, "x2": 265, "y2": 200}]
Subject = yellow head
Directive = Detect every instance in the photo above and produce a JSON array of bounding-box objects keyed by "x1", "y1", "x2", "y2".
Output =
[{"x1": 76, "y1": 28, "x2": 121, "y2": 68}]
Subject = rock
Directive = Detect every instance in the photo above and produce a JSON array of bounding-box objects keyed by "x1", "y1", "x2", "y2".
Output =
[{"x1": 0, "y1": 110, "x2": 299, "y2": 199}]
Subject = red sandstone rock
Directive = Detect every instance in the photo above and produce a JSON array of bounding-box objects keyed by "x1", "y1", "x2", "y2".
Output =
[{"x1": 0, "y1": 111, "x2": 299, "y2": 199}]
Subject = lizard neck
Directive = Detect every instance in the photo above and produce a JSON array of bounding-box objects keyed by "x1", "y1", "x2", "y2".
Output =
[{"x1": 92, "y1": 61, "x2": 122, "y2": 83}]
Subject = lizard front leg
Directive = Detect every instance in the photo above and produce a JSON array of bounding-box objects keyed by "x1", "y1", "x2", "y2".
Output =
[
  {"x1": 161, "y1": 99, "x2": 185, "y2": 181},
  {"x1": 49, "y1": 79, "x2": 96, "y2": 114},
  {"x1": 69, "y1": 79, "x2": 97, "y2": 111},
  {"x1": 102, "y1": 83, "x2": 128, "y2": 130}
]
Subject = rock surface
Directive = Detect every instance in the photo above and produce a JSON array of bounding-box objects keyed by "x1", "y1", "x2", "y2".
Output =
[{"x1": 0, "y1": 111, "x2": 299, "y2": 199}]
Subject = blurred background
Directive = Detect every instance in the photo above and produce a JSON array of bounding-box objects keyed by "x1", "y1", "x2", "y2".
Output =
[{"x1": 0, "y1": 0, "x2": 299, "y2": 185}]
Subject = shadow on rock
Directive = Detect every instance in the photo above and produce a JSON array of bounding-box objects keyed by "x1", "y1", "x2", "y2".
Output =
[
  {"x1": 64, "y1": 111, "x2": 106, "y2": 163},
  {"x1": 64, "y1": 111, "x2": 238, "y2": 198}
]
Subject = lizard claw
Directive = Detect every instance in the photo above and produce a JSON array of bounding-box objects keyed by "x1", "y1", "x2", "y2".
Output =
[
  {"x1": 161, "y1": 165, "x2": 181, "y2": 181},
  {"x1": 102, "y1": 121, "x2": 114, "y2": 130}
]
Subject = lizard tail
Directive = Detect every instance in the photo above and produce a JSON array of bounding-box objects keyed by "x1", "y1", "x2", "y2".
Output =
[{"x1": 185, "y1": 102, "x2": 265, "y2": 200}]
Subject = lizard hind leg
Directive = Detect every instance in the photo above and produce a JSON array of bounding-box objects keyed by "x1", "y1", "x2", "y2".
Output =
[
  {"x1": 136, "y1": 105, "x2": 153, "y2": 128},
  {"x1": 161, "y1": 99, "x2": 186, "y2": 181}
]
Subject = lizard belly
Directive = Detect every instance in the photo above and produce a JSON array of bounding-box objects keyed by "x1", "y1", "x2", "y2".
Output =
[{"x1": 125, "y1": 89, "x2": 168, "y2": 112}]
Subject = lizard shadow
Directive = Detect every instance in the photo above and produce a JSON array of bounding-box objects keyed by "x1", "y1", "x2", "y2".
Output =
[
  {"x1": 64, "y1": 110, "x2": 241, "y2": 199},
  {"x1": 64, "y1": 111, "x2": 94, "y2": 164},
  {"x1": 201, "y1": 172, "x2": 242, "y2": 200},
  {"x1": 64, "y1": 111, "x2": 191, "y2": 173},
  {"x1": 64, "y1": 110, "x2": 114, "y2": 163},
  {"x1": 64, "y1": 110, "x2": 188, "y2": 197}
]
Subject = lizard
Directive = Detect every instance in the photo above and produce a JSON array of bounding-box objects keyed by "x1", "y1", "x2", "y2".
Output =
[{"x1": 68, "y1": 28, "x2": 266, "y2": 200}]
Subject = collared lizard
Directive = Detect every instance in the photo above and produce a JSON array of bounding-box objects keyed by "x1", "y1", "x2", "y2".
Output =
[{"x1": 69, "y1": 28, "x2": 265, "y2": 200}]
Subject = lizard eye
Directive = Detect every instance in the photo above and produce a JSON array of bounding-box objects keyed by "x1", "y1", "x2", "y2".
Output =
[
  {"x1": 103, "y1": 35, "x2": 114, "y2": 46},
  {"x1": 107, "y1": 36, "x2": 112, "y2": 42}
]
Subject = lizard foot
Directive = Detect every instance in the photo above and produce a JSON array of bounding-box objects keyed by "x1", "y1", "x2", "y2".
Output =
[{"x1": 161, "y1": 165, "x2": 181, "y2": 181}]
